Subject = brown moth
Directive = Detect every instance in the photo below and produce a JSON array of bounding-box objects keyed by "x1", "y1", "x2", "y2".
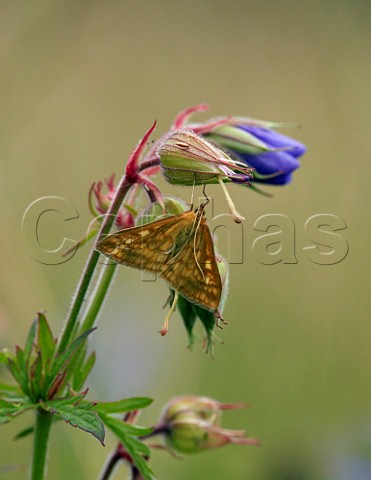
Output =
[{"x1": 95, "y1": 204, "x2": 222, "y2": 312}]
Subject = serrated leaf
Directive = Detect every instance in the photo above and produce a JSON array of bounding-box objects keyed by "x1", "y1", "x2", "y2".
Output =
[
  {"x1": 94, "y1": 397, "x2": 153, "y2": 415},
  {"x1": 102, "y1": 415, "x2": 156, "y2": 480},
  {"x1": 24, "y1": 318, "x2": 38, "y2": 363},
  {"x1": 46, "y1": 328, "x2": 96, "y2": 391},
  {"x1": 41, "y1": 396, "x2": 105, "y2": 445},
  {"x1": 0, "y1": 400, "x2": 35, "y2": 425},
  {"x1": 37, "y1": 312, "x2": 55, "y2": 368},
  {"x1": 13, "y1": 426, "x2": 34, "y2": 440}
]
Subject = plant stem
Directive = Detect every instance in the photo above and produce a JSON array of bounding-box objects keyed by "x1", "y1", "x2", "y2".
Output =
[
  {"x1": 99, "y1": 443, "x2": 141, "y2": 480},
  {"x1": 56, "y1": 177, "x2": 132, "y2": 356},
  {"x1": 98, "y1": 450, "x2": 121, "y2": 480},
  {"x1": 79, "y1": 262, "x2": 117, "y2": 334},
  {"x1": 29, "y1": 409, "x2": 53, "y2": 480}
]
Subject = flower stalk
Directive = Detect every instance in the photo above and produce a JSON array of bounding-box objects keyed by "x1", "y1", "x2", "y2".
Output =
[
  {"x1": 55, "y1": 177, "x2": 132, "y2": 356},
  {"x1": 78, "y1": 262, "x2": 118, "y2": 335},
  {"x1": 56, "y1": 120, "x2": 157, "y2": 355},
  {"x1": 29, "y1": 409, "x2": 53, "y2": 480}
]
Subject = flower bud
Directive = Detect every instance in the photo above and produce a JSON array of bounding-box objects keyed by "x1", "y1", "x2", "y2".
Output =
[
  {"x1": 89, "y1": 174, "x2": 134, "y2": 228},
  {"x1": 158, "y1": 395, "x2": 259, "y2": 454},
  {"x1": 205, "y1": 121, "x2": 306, "y2": 185},
  {"x1": 157, "y1": 129, "x2": 253, "y2": 186},
  {"x1": 135, "y1": 196, "x2": 188, "y2": 226},
  {"x1": 157, "y1": 129, "x2": 251, "y2": 222}
]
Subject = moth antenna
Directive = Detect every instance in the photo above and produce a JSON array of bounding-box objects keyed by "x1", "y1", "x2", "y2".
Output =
[{"x1": 193, "y1": 209, "x2": 205, "y2": 279}]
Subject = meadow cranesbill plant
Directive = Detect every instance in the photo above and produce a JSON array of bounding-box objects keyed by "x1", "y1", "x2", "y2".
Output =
[{"x1": 0, "y1": 105, "x2": 305, "y2": 479}]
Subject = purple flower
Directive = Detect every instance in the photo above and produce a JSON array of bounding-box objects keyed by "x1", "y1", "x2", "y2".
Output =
[
  {"x1": 235, "y1": 125, "x2": 306, "y2": 185},
  {"x1": 170, "y1": 105, "x2": 306, "y2": 186}
]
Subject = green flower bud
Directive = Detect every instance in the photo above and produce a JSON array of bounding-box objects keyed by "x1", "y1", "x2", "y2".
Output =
[
  {"x1": 135, "y1": 196, "x2": 188, "y2": 226},
  {"x1": 157, "y1": 129, "x2": 253, "y2": 186},
  {"x1": 159, "y1": 395, "x2": 259, "y2": 455}
]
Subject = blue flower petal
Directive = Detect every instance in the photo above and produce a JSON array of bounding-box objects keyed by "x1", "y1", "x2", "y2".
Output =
[
  {"x1": 238, "y1": 151, "x2": 300, "y2": 185},
  {"x1": 234, "y1": 125, "x2": 305, "y2": 185},
  {"x1": 239, "y1": 125, "x2": 307, "y2": 158}
]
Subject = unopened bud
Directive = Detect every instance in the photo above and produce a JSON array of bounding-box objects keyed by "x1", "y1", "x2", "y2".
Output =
[{"x1": 158, "y1": 395, "x2": 259, "y2": 455}]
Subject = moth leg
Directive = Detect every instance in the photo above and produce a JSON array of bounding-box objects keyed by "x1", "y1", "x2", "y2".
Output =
[
  {"x1": 214, "y1": 309, "x2": 228, "y2": 329},
  {"x1": 159, "y1": 290, "x2": 179, "y2": 336},
  {"x1": 162, "y1": 292, "x2": 173, "y2": 309}
]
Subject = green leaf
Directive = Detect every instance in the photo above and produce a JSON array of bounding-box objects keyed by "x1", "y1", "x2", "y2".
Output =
[
  {"x1": 72, "y1": 351, "x2": 96, "y2": 391},
  {"x1": 41, "y1": 396, "x2": 105, "y2": 445},
  {"x1": 7, "y1": 358, "x2": 29, "y2": 395},
  {"x1": 176, "y1": 292, "x2": 197, "y2": 348},
  {"x1": 24, "y1": 318, "x2": 38, "y2": 363},
  {"x1": 111, "y1": 421, "x2": 153, "y2": 437},
  {"x1": 44, "y1": 391, "x2": 87, "y2": 408},
  {"x1": 94, "y1": 397, "x2": 153, "y2": 415},
  {"x1": 0, "y1": 399, "x2": 35, "y2": 425},
  {"x1": 68, "y1": 344, "x2": 88, "y2": 390},
  {"x1": 13, "y1": 426, "x2": 34, "y2": 440},
  {"x1": 46, "y1": 328, "x2": 96, "y2": 391},
  {"x1": 127, "y1": 435, "x2": 151, "y2": 456},
  {"x1": 45, "y1": 371, "x2": 66, "y2": 400},
  {"x1": 1, "y1": 349, "x2": 15, "y2": 363},
  {"x1": 0, "y1": 382, "x2": 22, "y2": 397},
  {"x1": 194, "y1": 305, "x2": 216, "y2": 353},
  {"x1": 102, "y1": 414, "x2": 156, "y2": 480},
  {"x1": 29, "y1": 353, "x2": 43, "y2": 400},
  {"x1": 176, "y1": 290, "x2": 216, "y2": 353},
  {"x1": 37, "y1": 312, "x2": 55, "y2": 368},
  {"x1": 6, "y1": 359, "x2": 22, "y2": 384},
  {"x1": 15, "y1": 347, "x2": 30, "y2": 395},
  {"x1": 120, "y1": 435, "x2": 153, "y2": 480}
]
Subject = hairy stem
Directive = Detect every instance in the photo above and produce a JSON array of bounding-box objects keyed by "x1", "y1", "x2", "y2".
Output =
[
  {"x1": 98, "y1": 449, "x2": 121, "y2": 480},
  {"x1": 29, "y1": 409, "x2": 53, "y2": 480},
  {"x1": 56, "y1": 177, "x2": 132, "y2": 355},
  {"x1": 79, "y1": 262, "x2": 117, "y2": 334}
]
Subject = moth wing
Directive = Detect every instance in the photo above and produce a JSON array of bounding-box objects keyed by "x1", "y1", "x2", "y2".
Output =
[
  {"x1": 96, "y1": 213, "x2": 189, "y2": 272},
  {"x1": 160, "y1": 220, "x2": 222, "y2": 311}
]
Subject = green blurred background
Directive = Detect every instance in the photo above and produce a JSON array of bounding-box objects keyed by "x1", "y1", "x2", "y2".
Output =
[{"x1": 1, "y1": 1, "x2": 370, "y2": 478}]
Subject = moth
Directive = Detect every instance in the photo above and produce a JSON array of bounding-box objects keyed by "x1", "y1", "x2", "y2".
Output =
[{"x1": 95, "y1": 204, "x2": 222, "y2": 313}]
